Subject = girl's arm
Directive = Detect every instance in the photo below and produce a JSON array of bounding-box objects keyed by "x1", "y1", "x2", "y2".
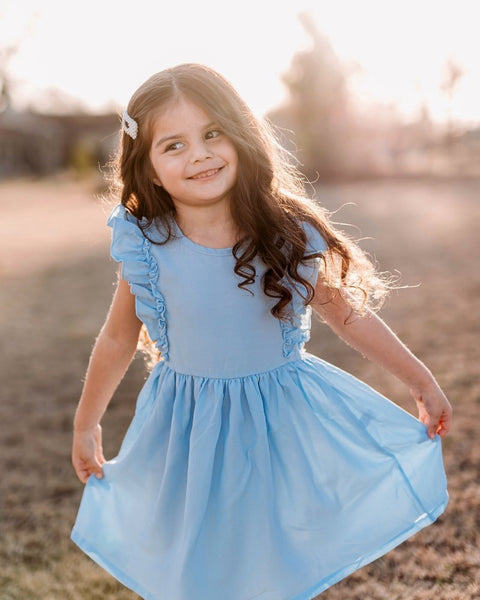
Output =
[
  {"x1": 72, "y1": 276, "x2": 142, "y2": 483},
  {"x1": 310, "y1": 277, "x2": 452, "y2": 439}
]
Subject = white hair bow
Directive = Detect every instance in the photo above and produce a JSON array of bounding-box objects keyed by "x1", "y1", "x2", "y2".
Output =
[{"x1": 122, "y1": 110, "x2": 138, "y2": 140}]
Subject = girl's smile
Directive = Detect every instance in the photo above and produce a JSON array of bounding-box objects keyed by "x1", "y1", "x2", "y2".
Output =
[
  {"x1": 189, "y1": 167, "x2": 222, "y2": 180},
  {"x1": 149, "y1": 99, "x2": 238, "y2": 210}
]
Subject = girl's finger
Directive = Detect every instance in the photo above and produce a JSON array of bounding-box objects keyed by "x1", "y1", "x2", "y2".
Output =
[
  {"x1": 82, "y1": 461, "x2": 103, "y2": 480},
  {"x1": 90, "y1": 457, "x2": 105, "y2": 479},
  {"x1": 427, "y1": 419, "x2": 439, "y2": 439},
  {"x1": 442, "y1": 410, "x2": 453, "y2": 433},
  {"x1": 75, "y1": 465, "x2": 90, "y2": 484},
  {"x1": 438, "y1": 417, "x2": 451, "y2": 437},
  {"x1": 96, "y1": 449, "x2": 106, "y2": 465},
  {"x1": 77, "y1": 457, "x2": 104, "y2": 481}
]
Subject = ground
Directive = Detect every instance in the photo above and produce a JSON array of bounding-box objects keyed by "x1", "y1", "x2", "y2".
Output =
[{"x1": 0, "y1": 174, "x2": 479, "y2": 599}]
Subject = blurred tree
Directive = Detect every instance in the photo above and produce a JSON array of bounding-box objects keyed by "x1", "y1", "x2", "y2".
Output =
[
  {"x1": 441, "y1": 58, "x2": 464, "y2": 143},
  {"x1": 268, "y1": 13, "x2": 358, "y2": 180},
  {"x1": 24, "y1": 87, "x2": 90, "y2": 115},
  {"x1": 0, "y1": 9, "x2": 38, "y2": 112},
  {"x1": 0, "y1": 43, "x2": 17, "y2": 112}
]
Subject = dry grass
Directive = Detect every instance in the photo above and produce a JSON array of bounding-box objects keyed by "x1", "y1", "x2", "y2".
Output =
[{"x1": 0, "y1": 175, "x2": 478, "y2": 599}]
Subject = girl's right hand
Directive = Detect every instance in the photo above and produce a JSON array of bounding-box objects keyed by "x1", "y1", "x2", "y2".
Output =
[
  {"x1": 72, "y1": 424, "x2": 106, "y2": 484},
  {"x1": 410, "y1": 381, "x2": 453, "y2": 440}
]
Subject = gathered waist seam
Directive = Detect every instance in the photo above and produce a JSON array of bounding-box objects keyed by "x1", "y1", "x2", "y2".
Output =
[{"x1": 154, "y1": 355, "x2": 307, "y2": 381}]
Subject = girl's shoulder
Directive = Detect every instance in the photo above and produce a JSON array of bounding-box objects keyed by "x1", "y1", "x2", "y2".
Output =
[
  {"x1": 300, "y1": 220, "x2": 328, "y2": 255},
  {"x1": 106, "y1": 204, "x2": 171, "y2": 243},
  {"x1": 106, "y1": 204, "x2": 146, "y2": 269},
  {"x1": 107, "y1": 203, "x2": 150, "y2": 229},
  {"x1": 106, "y1": 204, "x2": 141, "y2": 236}
]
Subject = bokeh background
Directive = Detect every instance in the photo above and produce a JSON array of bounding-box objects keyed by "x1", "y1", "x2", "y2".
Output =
[{"x1": 1, "y1": 1, "x2": 479, "y2": 598}]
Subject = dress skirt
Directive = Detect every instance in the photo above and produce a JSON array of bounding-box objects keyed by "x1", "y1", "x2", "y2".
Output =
[{"x1": 71, "y1": 353, "x2": 448, "y2": 600}]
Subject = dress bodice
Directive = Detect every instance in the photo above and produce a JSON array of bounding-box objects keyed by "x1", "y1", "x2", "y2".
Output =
[{"x1": 107, "y1": 205, "x2": 327, "y2": 379}]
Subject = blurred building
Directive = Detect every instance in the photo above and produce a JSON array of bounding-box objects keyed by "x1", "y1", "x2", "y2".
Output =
[{"x1": 0, "y1": 109, "x2": 119, "y2": 177}]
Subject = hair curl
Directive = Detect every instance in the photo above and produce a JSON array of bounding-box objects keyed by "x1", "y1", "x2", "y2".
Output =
[{"x1": 110, "y1": 63, "x2": 390, "y2": 363}]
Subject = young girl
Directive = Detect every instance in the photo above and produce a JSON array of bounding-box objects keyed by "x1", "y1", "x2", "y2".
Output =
[{"x1": 71, "y1": 63, "x2": 452, "y2": 600}]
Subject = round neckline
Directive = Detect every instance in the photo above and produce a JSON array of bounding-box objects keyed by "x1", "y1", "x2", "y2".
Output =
[{"x1": 172, "y1": 220, "x2": 234, "y2": 256}]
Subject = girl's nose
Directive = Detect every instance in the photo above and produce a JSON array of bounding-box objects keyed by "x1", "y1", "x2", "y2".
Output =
[{"x1": 190, "y1": 139, "x2": 213, "y2": 163}]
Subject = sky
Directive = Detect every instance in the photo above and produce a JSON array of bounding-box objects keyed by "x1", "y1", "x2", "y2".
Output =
[{"x1": 1, "y1": 0, "x2": 479, "y2": 125}]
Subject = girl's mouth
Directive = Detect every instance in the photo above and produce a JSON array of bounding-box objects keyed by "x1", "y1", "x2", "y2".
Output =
[{"x1": 189, "y1": 167, "x2": 222, "y2": 180}]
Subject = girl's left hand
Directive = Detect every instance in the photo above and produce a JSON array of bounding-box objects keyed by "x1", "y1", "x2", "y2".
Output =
[
  {"x1": 410, "y1": 380, "x2": 452, "y2": 439},
  {"x1": 72, "y1": 424, "x2": 106, "y2": 484}
]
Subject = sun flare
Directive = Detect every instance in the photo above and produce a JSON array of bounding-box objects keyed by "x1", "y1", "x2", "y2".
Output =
[{"x1": 1, "y1": 0, "x2": 478, "y2": 124}]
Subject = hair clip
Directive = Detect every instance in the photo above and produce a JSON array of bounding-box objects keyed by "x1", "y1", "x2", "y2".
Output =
[{"x1": 122, "y1": 110, "x2": 138, "y2": 140}]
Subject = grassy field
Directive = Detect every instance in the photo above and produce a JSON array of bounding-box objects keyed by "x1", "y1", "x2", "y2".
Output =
[{"x1": 0, "y1": 175, "x2": 479, "y2": 599}]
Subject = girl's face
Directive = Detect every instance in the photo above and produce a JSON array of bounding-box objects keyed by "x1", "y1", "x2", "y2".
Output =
[{"x1": 149, "y1": 98, "x2": 239, "y2": 213}]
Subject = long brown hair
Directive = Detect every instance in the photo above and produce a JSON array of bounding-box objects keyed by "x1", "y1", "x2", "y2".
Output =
[{"x1": 114, "y1": 63, "x2": 388, "y2": 323}]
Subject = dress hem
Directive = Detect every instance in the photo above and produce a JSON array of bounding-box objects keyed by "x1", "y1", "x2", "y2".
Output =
[
  {"x1": 288, "y1": 495, "x2": 448, "y2": 600},
  {"x1": 71, "y1": 495, "x2": 448, "y2": 600}
]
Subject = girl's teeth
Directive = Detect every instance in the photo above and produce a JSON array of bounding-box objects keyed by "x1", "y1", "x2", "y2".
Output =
[{"x1": 193, "y1": 169, "x2": 218, "y2": 179}]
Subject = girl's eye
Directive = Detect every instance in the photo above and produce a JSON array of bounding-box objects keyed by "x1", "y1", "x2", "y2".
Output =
[
  {"x1": 165, "y1": 141, "x2": 184, "y2": 152},
  {"x1": 205, "y1": 129, "x2": 221, "y2": 140}
]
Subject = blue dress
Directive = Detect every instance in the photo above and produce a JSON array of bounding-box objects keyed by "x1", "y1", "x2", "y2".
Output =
[{"x1": 71, "y1": 204, "x2": 448, "y2": 600}]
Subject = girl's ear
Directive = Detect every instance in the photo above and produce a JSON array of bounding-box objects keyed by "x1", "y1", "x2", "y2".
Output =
[{"x1": 153, "y1": 177, "x2": 162, "y2": 187}]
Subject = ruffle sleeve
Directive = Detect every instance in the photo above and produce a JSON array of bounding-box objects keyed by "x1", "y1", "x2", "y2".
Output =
[
  {"x1": 107, "y1": 204, "x2": 169, "y2": 360},
  {"x1": 280, "y1": 221, "x2": 327, "y2": 358},
  {"x1": 302, "y1": 220, "x2": 328, "y2": 255}
]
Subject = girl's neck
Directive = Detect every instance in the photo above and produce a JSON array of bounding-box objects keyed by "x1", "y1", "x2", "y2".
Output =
[{"x1": 174, "y1": 203, "x2": 240, "y2": 249}]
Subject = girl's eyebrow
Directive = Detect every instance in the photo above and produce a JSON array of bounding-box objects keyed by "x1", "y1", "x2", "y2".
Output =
[{"x1": 153, "y1": 121, "x2": 218, "y2": 148}]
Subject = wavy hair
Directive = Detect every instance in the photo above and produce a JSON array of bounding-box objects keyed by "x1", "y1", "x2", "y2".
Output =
[{"x1": 113, "y1": 64, "x2": 388, "y2": 339}]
